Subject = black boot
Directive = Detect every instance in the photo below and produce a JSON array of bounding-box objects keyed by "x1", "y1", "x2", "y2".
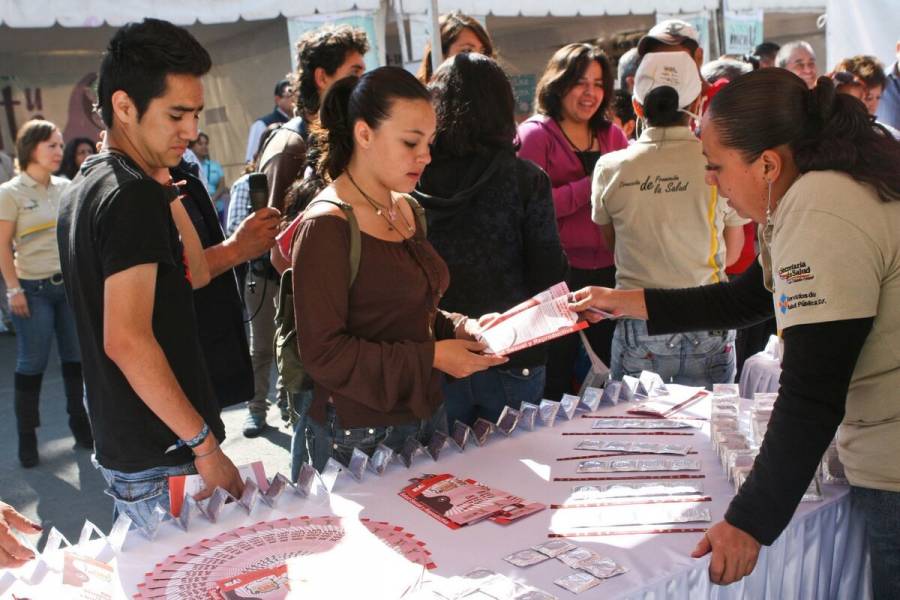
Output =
[
  {"x1": 62, "y1": 362, "x2": 93, "y2": 449},
  {"x1": 14, "y1": 372, "x2": 42, "y2": 468}
]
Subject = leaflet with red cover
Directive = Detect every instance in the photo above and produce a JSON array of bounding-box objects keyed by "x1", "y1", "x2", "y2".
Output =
[
  {"x1": 478, "y1": 282, "x2": 587, "y2": 355},
  {"x1": 399, "y1": 473, "x2": 544, "y2": 529}
]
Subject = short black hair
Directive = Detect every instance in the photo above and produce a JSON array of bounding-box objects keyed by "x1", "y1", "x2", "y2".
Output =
[
  {"x1": 97, "y1": 18, "x2": 212, "y2": 129},
  {"x1": 293, "y1": 25, "x2": 369, "y2": 115},
  {"x1": 754, "y1": 42, "x2": 781, "y2": 61},
  {"x1": 611, "y1": 89, "x2": 635, "y2": 125},
  {"x1": 429, "y1": 52, "x2": 517, "y2": 158},
  {"x1": 274, "y1": 79, "x2": 291, "y2": 97}
]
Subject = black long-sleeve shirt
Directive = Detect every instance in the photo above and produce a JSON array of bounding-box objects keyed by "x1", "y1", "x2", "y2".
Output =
[{"x1": 644, "y1": 260, "x2": 872, "y2": 545}]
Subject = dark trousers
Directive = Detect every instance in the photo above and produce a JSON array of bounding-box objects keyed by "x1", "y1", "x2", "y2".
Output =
[
  {"x1": 543, "y1": 265, "x2": 616, "y2": 401},
  {"x1": 734, "y1": 317, "x2": 776, "y2": 379}
]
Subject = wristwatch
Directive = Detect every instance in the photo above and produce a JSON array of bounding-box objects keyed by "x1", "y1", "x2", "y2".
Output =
[{"x1": 6, "y1": 287, "x2": 24, "y2": 299}]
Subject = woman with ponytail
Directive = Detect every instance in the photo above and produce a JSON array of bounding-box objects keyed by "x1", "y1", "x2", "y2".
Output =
[
  {"x1": 571, "y1": 68, "x2": 900, "y2": 595},
  {"x1": 591, "y1": 51, "x2": 748, "y2": 388},
  {"x1": 291, "y1": 67, "x2": 506, "y2": 471}
]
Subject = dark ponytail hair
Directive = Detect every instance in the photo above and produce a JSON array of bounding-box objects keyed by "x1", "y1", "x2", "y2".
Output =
[
  {"x1": 642, "y1": 86, "x2": 686, "y2": 127},
  {"x1": 314, "y1": 66, "x2": 431, "y2": 180},
  {"x1": 709, "y1": 68, "x2": 900, "y2": 203}
]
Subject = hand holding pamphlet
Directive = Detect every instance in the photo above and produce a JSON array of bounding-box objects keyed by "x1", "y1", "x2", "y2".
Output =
[{"x1": 477, "y1": 282, "x2": 588, "y2": 355}]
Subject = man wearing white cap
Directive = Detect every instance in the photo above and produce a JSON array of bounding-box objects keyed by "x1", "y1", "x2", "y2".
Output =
[
  {"x1": 591, "y1": 52, "x2": 748, "y2": 387},
  {"x1": 638, "y1": 19, "x2": 704, "y2": 67}
]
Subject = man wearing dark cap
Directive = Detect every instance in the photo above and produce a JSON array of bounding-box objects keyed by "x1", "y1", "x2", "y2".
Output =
[{"x1": 244, "y1": 79, "x2": 293, "y2": 164}]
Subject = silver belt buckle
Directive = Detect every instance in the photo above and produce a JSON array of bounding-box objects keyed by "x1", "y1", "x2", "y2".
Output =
[{"x1": 49, "y1": 273, "x2": 64, "y2": 285}]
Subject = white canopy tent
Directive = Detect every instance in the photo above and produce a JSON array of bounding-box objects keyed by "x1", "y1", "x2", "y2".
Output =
[{"x1": 0, "y1": 0, "x2": 718, "y2": 27}]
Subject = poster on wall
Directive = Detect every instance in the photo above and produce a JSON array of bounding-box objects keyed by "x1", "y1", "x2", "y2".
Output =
[
  {"x1": 287, "y1": 11, "x2": 382, "y2": 73},
  {"x1": 655, "y1": 11, "x2": 711, "y2": 63},
  {"x1": 724, "y1": 9, "x2": 764, "y2": 55},
  {"x1": 0, "y1": 73, "x2": 103, "y2": 157},
  {"x1": 510, "y1": 74, "x2": 537, "y2": 118}
]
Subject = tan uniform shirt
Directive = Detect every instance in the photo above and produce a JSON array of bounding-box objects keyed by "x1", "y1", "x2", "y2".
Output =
[
  {"x1": 766, "y1": 170, "x2": 900, "y2": 492},
  {"x1": 591, "y1": 126, "x2": 748, "y2": 290},
  {"x1": 0, "y1": 172, "x2": 68, "y2": 280}
]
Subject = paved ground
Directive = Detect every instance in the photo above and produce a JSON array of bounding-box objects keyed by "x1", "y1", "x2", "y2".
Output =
[{"x1": 0, "y1": 331, "x2": 293, "y2": 551}]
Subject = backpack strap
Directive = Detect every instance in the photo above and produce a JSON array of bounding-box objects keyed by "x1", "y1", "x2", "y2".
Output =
[
  {"x1": 305, "y1": 198, "x2": 362, "y2": 286},
  {"x1": 401, "y1": 194, "x2": 428, "y2": 237}
]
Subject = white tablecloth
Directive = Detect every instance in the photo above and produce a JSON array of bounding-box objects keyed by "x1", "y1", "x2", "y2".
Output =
[
  {"x1": 740, "y1": 336, "x2": 783, "y2": 398},
  {"x1": 110, "y1": 387, "x2": 868, "y2": 599}
]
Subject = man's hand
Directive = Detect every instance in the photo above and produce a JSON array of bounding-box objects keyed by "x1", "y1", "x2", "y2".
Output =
[
  {"x1": 0, "y1": 501, "x2": 41, "y2": 568},
  {"x1": 228, "y1": 207, "x2": 281, "y2": 263},
  {"x1": 692, "y1": 520, "x2": 761, "y2": 585},
  {"x1": 192, "y1": 443, "x2": 245, "y2": 501}
]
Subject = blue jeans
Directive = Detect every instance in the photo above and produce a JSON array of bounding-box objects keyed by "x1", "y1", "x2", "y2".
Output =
[
  {"x1": 442, "y1": 366, "x2": 546, "y2": 426},
  {"x1": 290, "y1": 389, "x2": 313, "y2": 482},
  {"x1": 305, "y1": 404, "x2": 448, "y2": 472},
  {"x1": 611, "y1": 319, "x2": 735, "y2": 388},
  {"x1": 95, "y1": 460, "x2": 196, "y2": 530},
  {"x1": 851, "y1": 486, "x2": 900, "y2": 599},
  {"x1": 11, "y1": 276, "x2": 80, "y2": 374}
]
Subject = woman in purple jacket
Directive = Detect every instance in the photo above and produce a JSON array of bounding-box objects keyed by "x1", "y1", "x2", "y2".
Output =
[{"x1": 517, "y1": 43, "x2": 628, "y2": 399}]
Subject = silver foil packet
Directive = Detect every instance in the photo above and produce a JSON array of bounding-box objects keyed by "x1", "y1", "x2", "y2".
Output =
[
  {"x1": 554, "y1": 571, "x2": 602, "y2": 594},
  {"x1": 576, "y1": 457, "x2": 701, "y2": 473},
  {"x1": 539, "y1": 399, "x2": 561, "y2": 427},
  {"x1": 504, "y1": 548, "x2": 551, "y2": 567},
  {"x1": 591, "y1": 418, "x2": 694, "y2": 429}
]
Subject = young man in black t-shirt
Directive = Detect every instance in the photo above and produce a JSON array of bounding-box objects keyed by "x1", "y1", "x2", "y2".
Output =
[{"x1": 57, "y1": 19, "x2": 244, "y2": 529}]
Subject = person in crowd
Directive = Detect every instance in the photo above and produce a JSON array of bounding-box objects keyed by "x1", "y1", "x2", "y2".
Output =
[
  {"x1": 57, "y1": 18, "x2": 247, "y2": 527},
  {"x1": 231, "y1": 126, "x2": 295, "y2": 438},
  {"x1": 292, "y1": 67, "x2": 506, "y2": 470},
  {"x1": 262, "y1": 24, "x2": 368, "y2": 227},
  {"x1": 412, "y1": 53, "x2": 567, "y2": 425},
  {"x1": 245, "y1": 78, "x2": 293, "y2": 164},
  {"x1": 168, "y1": 158, "x2": 256, "y2": 417},
  {"x1": 776, "y1": 41, "x2": 818, "y2": 89},
  {"x1": 0, "y1": 501, "x2": 41, "y2": 568},
  {"x1": 833, "y1": 55, "x2": 887, "y2": 116},
  {"x1": 638, "y1": 19, "x2": 703, "y2": 68},
  {"x1": 517, "y1": 43, "x2": 628, "y2": 399},
  {"x1": 617, "y1": 47, "x2": 640, "y2": 94},
  {"x1": 56, "y1": 136, "x2": 95, "y2": 180},
  {"x1": 829, "y1": 69, "x2": 868, "y2": 101},
  {"x1": 571, "y1": 69, "x2": 900, "y2": 596},
  {"x1": 875, "y1": 41, "x2": 900, "y2": 130},
  {"x1": 0, "y1": 119, "x2": 93, "y2": 468},
  {"x1": 188, "y1": 132, "x2": 227, "y2": 219},
  {"x1": 592, "y1": 52, "x2": 746, "y2": 386},
  {"x1": 226, "y1": 125, "x2": 280, "y2": 297},
  {"x1": 610, "y1": 89, "x2": 636, "y2": 141},
  {"x1": 753, "y1": 41, "x2": 780, "y2": 69},
  {"x1": 248, "y1": 27, "x2": 369, "y2": 439},
  {"x1": 416, "y1": 11, "x2": 495, "y2": 84},
  {"x1": 0, "y1": 152, "x2": 14, "y2": 332},
  {"x1": 702, "y1": 58, "x2": 751, "y2": 85}
]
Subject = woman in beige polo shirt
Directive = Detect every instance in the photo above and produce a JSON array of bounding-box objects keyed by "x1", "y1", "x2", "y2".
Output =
[
  {"x1": 572, "y1": 69, "x2": 900, "y2": 596},
  {"x1": 0, "y1": 120, "x2": 92, "y2": 468}
]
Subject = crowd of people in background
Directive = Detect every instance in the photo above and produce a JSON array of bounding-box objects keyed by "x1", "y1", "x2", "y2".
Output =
[{"x1": 1, "y1": 14, "x2": 898, "y2": 598}]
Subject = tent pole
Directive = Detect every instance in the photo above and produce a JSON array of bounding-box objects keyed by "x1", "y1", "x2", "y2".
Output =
[{"x1": 429, "y1": 0, "x2": 443, "y2": 73}]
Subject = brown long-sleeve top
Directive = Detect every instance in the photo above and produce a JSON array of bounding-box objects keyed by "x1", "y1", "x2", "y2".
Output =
[{"x1": 292, "y1": 214, "x2": 456, "y2": 427}]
